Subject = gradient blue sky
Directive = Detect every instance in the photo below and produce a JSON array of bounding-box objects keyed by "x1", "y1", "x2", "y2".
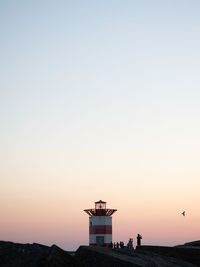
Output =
[{"x1": 1, "y1": 1, "x2": 200, "y2": 250}]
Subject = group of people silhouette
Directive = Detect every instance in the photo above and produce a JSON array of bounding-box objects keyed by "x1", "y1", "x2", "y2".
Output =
[{"x1": 110, "y1": 234, "x2": 142, "y2": 249}]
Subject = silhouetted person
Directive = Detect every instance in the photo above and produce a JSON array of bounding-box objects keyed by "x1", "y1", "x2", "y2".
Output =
[
  {"x1": 116, "y1": 242, "x2": 119, "y2": 248},
  {"x1": 114, "y1": 242, "x2": 116, "y2": 249},
  {"x1": 120, "y1": 241, "x2": 124, "y2": 248},
  {"x1": 137, "y1": 234, "x2": 142, "y2": 246},
  {"x1": 110, "y1": 241, "x2": 113, "y2": 248},
  {"x1": 127, "y1": 238, "x2": 133, "y2": 250}
]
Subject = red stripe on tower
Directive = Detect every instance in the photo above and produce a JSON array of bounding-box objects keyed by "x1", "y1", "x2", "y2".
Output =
[
  {"x1": 89, "y1": 243, "x2": 110, "y2": 247},
  {"x1": 90, "y1": 225, "x2": 112, "y2": 234}
]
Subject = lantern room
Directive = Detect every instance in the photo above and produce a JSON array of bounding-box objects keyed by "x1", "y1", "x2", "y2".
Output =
[
  {"x1": 95, "y1": 200, "x2": 106, "y2": 210},
  {"x1": 84, "y1": 200, "x2": 117, "y2": 216}
]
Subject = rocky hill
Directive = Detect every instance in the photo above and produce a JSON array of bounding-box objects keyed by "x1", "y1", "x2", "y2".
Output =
[
  {"x1": 1, "y1": 240, "x2": 200, "y2": 266},
  {"x1": 76, "y1": 245, "x2": 200, "y2": 267},
  {"x1": 0, "y1": 241, "x2": 84, "y2": 267}
]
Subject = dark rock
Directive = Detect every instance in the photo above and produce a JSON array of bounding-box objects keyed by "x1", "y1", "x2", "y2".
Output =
[
  {"x1": 183, "y1": 240, "x2": 200, "y2": 247},
  {"x1": 0, "y1": 241, "x2": 84, "y2": 267},
  {"x1": 1, "y1": 240, "x2": 200, "y2": 267},
  {"x1": 76, "y1": 246, "x2": 147, "y2": 267},
  {"x1": 136, "y1": 245, "x2": 200, "y2": 266},
  {"x1": 76, "y1": 245, "x2": 199, "y2": 267}
]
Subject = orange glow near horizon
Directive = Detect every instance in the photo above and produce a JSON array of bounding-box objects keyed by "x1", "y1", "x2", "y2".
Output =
[{"x1": 1, "y1": 175, "x2": 199, "y2": 250}]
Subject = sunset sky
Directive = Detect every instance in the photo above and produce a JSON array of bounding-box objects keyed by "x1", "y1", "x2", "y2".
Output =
[{"x1": 1, "y1": 0, "x2": 200, "y2": 250}]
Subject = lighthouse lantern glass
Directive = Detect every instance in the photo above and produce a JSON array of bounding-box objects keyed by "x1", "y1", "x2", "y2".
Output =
[{"x1": 95, "y1": 201, "x2": 106, "y2": 210}]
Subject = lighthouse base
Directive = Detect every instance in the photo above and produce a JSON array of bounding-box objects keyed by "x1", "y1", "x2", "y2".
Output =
[{"x1": 90, "y1": 243, "x2": 110, "y2": 247}]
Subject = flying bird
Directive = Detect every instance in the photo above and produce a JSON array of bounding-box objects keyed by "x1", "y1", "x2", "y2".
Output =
[{"x1": 182, "y1": 211, "x2": 185, "y2": 216}]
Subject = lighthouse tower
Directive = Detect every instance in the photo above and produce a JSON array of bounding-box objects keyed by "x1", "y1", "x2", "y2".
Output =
[{"x1": 84, "y1": 200, "x2": 117, "y2": 247}]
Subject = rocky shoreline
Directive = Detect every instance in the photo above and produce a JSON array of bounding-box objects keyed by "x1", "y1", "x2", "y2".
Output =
[{"x1": 0, "y1": 240, "x2": 200, "y2": 266}]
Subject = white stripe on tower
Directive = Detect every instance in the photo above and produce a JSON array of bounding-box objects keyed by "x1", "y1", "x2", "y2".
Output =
[{"x1": 90, "y1": 216, "x2": 112, "y2": 226}]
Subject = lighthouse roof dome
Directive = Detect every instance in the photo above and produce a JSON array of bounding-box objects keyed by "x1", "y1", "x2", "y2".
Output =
[{"x1": 95, "y1": 200, "x2": 106, "y2": 204}]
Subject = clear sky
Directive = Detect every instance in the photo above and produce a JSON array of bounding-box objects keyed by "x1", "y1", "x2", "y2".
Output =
[{"x1": 1, "y1": 0, "x2": 200, "y2": 250}]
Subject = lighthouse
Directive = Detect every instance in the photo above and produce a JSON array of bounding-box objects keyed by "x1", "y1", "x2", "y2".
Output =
[{"x1": 84, "y1": 200, "x2": 117, "y2": 247}]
